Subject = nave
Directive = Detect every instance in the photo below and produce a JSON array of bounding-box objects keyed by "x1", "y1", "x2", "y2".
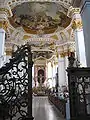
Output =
[{"x1": 32, "y1": 96, "x2": 65, "y2": 120}]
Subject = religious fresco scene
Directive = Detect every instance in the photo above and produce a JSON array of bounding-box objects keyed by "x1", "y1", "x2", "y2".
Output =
[
  {"x1": 9, "y1": 2, "x2": 71, "y2": 34},
  {"x1": 0, "y1": 0, "x2": 89, "y2": 120}
]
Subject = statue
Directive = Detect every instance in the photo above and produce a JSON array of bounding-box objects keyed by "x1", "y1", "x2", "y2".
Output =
[
  {"x1": 68, "y1": 52, "x2": 75, "y2": 67},
  {"x1": 68, "y1": 52, "x2": 80, "y2": 67}
]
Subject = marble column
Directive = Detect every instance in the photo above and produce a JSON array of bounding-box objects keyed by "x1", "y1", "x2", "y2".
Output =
[
  {"x1": 0, "y1": 28, "x2": 5, "y2": 55},
  {"x1": 0, "y1": 28, "x2": 5, "y2": 67},
  {"x1": 64, "y1": 55, "x2": 69, "y2": 86},
  {"x1": 80, "y1": 0, "x2": 90, "y2": 66},
  {"x1": 32, "y1": 65, "x2": 35, "y2": 88},
  {"x1": 0, "y1": 5, "x2": 12, "y2": 67},
  {"x1": 74, "y1": 29, "x2": 86, "y2": 67},
  {"x1": 47, "y1": 62, "x2": 53, "y2": 88},
  {"x1": 58, "y1": 54, "x2": 66, "y2": 90},
  {"x1": 47, "y1": 62, "x2": 52, "y2": 79},
  {"x1": 45, "y1": 62, "x2": 48, "y2": 87},
  {"x1": 51, "y1": 62, "x2": 54, "y2": 88},
  {"x1": 53, "y1": 61, "x2": 58, "y2": 88},
  {"x1": 68, "y1": 7, "x2": 87, "y2": 67}
]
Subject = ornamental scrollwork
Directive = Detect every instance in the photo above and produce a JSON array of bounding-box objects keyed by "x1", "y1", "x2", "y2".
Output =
[{"x1": 0, "y1": 44, "x2": 33, "y2": 120}]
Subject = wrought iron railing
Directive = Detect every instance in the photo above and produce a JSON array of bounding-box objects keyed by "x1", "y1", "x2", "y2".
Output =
[
  {"x1": 67, "y1": 67, "x2": 90, "y2": 120},
  {"x1": 0, "y1": 44, "x2": 34, "y2": 120}
]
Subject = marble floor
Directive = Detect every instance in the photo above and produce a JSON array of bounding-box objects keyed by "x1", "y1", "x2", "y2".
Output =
[{"x1": 32, "y1": 96, "x2": 65, "y2": 120}]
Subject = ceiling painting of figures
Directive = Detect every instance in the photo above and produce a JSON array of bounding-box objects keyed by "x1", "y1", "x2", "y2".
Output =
[
  {"x1": 32, "y1": 51, "x2": 53, "y2": 60},
  {"x1": 9, "y1": 2, "x2": 71, "y2": 35}
]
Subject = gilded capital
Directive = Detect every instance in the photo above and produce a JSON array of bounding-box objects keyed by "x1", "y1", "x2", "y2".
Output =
[
  {"x1": 72, "y1": 19, "x2": 82, "y2": 30},
  {"x1": 60, "y1": 53, "x2": 65, "y2": 58},
  {"x1": 0, "y1": 21, "x2": 8, "y2": 31},
  {"x1": 60, "y1": 52, "x2": 69, "y2": 57}
]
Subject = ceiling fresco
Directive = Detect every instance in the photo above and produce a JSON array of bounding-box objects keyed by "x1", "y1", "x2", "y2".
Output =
[
  {"x1": 29, "y1": 41, "x2": 55, "y2": 53},
  {"x1": 32, "y1": 51, "x2": 53, "y2": 59},
  {"x1": 9, "y1": 2, "x2": 71, "y2": 35}
]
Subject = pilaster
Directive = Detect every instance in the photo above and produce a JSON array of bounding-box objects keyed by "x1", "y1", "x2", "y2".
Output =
[
  {"x1": 0, "y1": 5, "x2": 12, "y2": 67},
  {"x1": 57, "y1": 52, "x2": 66, "y2": 90},
  {"x1": 68, "y1": 7, "x2": 87, "y2": 67}
]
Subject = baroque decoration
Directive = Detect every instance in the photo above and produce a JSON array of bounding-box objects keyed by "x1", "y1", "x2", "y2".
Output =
[
  {"x1": 9, "y1": 2, "x2": 71, "y2": 35},
  {"x1": 32, "y1": 51, "x2": 53, "y2": 59},
  {"x1": 0, "y1": 44, "x2": 33, "y2": 120}
]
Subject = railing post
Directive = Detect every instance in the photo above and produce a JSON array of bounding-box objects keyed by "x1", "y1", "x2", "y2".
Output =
[
  {"x1": 27, "y1": 45, "x2": 34, "y2": 120},
  {"x1": 67, "y1": 68, "x2": 78, "y2": 120},
  {"x1": 67, "y1": 67, "x2": 90, "y2": 120}
]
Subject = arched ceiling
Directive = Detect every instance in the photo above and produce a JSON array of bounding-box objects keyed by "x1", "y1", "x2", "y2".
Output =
[
  {"x1": 5, "y1": 0, "x2": 72, "y2": 9},
  {"x1": 9, "y1": 2, "x2": 71, "y2": 34},
  {"x1": 2, "y1": 0, "x2": 75, "y2": 61}
]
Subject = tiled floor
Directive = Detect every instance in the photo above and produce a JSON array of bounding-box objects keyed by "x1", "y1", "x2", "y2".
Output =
[{"x1": 32, "y1": 96, "x2": 65, "y2": 120}]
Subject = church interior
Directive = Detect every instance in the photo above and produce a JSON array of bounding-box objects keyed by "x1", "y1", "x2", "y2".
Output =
[{"x1": 0, "y1": 0, "x2": 90, "y2": 120}]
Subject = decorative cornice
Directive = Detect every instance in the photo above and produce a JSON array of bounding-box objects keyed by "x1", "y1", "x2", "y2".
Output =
[
  {"x1": 7, "y1": 0, "x2": 71, "y2": 9},
  {"x1": 67, "y1": 6, "x2": 80, "y2": 18},
  {"x1": 56, "y1": 42, "x2": 75, "y2": 57},
  {"x1": 0, "y1": 5, "x2": 12, "y2": 17},
  {"x1": 23, "y1": 38, "x2": 55, "y2": 42}
]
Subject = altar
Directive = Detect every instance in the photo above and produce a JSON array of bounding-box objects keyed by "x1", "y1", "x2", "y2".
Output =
[{"x1": 33, "y1": 64, "x2": 47, "y2": 95}]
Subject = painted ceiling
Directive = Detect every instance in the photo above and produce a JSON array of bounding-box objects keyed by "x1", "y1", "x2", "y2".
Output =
[
  {"x1": 32, "y1": 51, "x2": 53, "y2": 59},
  {"x1": 2, "y1": 1, "x2": 74, "y2": 62},
  {"x1": 9, "y1": 2, "x2": 71, "y2": 35}
]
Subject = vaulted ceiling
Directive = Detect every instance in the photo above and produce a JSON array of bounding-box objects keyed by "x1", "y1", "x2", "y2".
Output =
[
  {"x1": 1, "y1": 0, "x2": 75, "y2": 62},
  {"x1": 9, "y1": 2, "x2": 71, "y2": 34}
]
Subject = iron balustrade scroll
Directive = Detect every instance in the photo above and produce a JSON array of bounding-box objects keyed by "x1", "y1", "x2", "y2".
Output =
[
  {"x1": 67, "y1": 67, "x2": 90, "y2": 120},
  {"x1": 0, "y1": 44, "x2": 34, "y2": 120}
]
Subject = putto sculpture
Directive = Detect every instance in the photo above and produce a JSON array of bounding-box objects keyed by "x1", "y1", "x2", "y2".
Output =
[{"x1": 68, "y1": 52, "x2": 80, "y2": 67}]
